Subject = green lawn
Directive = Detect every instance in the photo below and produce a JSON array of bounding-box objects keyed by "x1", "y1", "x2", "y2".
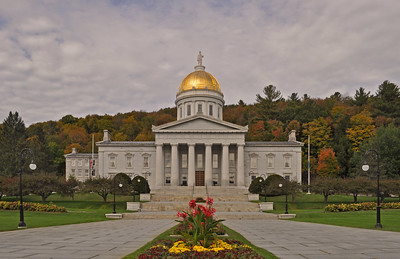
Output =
[
  {"x1": 0, "y1": 193, "x2": 136, "y2": 232},
  {"x1": 263, "y1": 193, "x2": 400, "y2": 232}
]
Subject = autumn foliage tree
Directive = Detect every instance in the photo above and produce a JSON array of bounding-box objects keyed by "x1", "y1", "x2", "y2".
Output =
[
  {"x1": 316, "y1": 148, "x2": 339, "y2": 177},
  {"x1": 346, "y1": 110, "x2": 375, "y2": 151}
]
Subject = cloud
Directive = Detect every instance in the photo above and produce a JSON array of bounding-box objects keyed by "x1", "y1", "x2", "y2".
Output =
[{"x1": 0, "y1": 0, "x2": 400, "y2": 125}]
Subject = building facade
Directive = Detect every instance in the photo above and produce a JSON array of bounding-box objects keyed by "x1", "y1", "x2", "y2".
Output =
[{"x1": 65, "y1": 53, "x2": 303, "y2": 189}]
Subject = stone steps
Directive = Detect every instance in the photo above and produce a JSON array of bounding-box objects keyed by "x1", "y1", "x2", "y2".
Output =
[
  {"x1": 122, "y1": 211, "x2": 278, "y2": 220},
  {"x1": 141, "y1": 201, "x2": 260, "y2": 212}
]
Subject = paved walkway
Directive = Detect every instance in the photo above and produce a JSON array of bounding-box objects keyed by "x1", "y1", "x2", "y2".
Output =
[
  {"x1": 224, "y1": 219, "x2": 400, "y2": 259},
  {"x1": 0, "y1": 219, "x2": 176, "y2": 259},
  {"x1": 1, "y1": 219, "x2": 400, "y2": 259}
]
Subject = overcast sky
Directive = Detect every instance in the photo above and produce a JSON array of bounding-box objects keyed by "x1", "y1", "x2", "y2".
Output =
[{"x1": 1, "y1": 0, "x2": 399, "y2": 125}]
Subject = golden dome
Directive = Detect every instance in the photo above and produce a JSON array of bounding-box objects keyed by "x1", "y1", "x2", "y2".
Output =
[{"x1": 178, "y1": 70, "x2": 221, "y2": 94}]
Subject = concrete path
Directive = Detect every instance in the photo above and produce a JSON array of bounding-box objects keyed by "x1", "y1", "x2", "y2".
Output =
[
  {"x1": 224, "y1": 219, "x2": 400, "y2": 259},
  {"x1": 0, "y1": 219, "x2": 176, "y2": 259}
]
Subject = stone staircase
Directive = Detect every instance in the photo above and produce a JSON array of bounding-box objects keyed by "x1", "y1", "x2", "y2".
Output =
[{"x1": 122, "y1": 186, "x2": 277, "y2": 220}]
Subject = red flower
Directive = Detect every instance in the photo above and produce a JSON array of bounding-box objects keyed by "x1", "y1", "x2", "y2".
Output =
[
  {"x1": 189, "y1": 199, "x2": 196, "y2": 209},
  {"x1": 206, "y1": 197, "x2": 213, "y2": 206}
]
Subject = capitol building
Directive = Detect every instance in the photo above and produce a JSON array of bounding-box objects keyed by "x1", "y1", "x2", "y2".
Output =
[{"x1": 66, "y1": 53, "x2": 303, "y2": 189}]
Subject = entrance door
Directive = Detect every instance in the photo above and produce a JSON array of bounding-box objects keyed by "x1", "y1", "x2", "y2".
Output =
[{"x1": 195, "y1": 171, "x2": 205, "y2": 186}]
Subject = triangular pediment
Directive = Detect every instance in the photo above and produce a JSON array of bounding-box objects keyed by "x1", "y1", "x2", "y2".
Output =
[{"x1": 152, "y1": 115, "x2": 248, "y2": 133}]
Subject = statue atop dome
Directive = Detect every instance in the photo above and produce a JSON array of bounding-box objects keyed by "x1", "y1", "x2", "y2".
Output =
[{"x1": 197, "y1": 51, "x2": 204, "y2": 66}]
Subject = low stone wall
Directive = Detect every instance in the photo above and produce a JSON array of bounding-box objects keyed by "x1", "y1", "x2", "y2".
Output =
[
  {"x1": 126, "y1": 202, "x2": 141, "y2": 211},
  {"x1": 248, "y1": 194, "x2": 259, "y2": 201},
  {"x1": 140, "y1": 193, "x2": 151, "y2": 202},
  {"x1": 259, "y1": 202, "x2": 273, "y2": 211}
]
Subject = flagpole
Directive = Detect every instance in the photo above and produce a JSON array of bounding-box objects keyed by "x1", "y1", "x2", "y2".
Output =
[
  {"x1": 91, "y1": 134, "x2": 94, "y2": 178},
  {"x1": 307, "y1": 135, "x2": 311, "y2": 194}
]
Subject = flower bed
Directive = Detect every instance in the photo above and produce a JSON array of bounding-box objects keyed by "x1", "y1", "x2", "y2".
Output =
[
  {"x1": 325, "y1": 202, "x2": 400, "y2": 212},
  {"x1": 137, "y1": 238, "x2": 263, "y2": 258},
  {"x1": 136, "y1": 197, "x2": 264, "y2": 258},
  {"x1": 0, "y1": 201, "x2": 67, "y2": 212}
]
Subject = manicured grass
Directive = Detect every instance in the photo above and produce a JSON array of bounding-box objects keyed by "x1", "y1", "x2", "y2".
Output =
[
  {"x1": 122, "y1": 224, "x2": 278, "y2": 259},
  {"x1": 0, "y1": 193, "x2": 136, "y2": 232},
  {"x1": 263, "y1": 193, "x2": 400, "y2": 232}
]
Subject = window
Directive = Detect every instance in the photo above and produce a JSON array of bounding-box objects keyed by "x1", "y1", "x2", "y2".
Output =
[
  {"x1": 71, "y1": 160, "x2": 76, "y2": 166},
  {"x1": 126, "y1": 155, "x2": 133, "y2": 168},
  {"x1": 166, "y1": 176, "x2": 171, "y2": 184},
  {"x1": 143, "y1": 156, "x2": 150, "y2": 168},
  {"x1": 165, "y1": 152, "x2": 171, "y2": 168},
  {"x1": 212, "y1": 154, "x2": 218, "y2": 168},
  {"x1": 285, "y1": 175, "x2": 290, "y2": 181},
  {"x1": 218, "y1": 107, "x2": 220, "y2": 118},
  {"x1": 78, "y1": 160, "x2": 82, "y2": 166},
  {"x1": 209, "y1": 104, "x2": 213, "y2": 116},
  {"x1": 182, "y1": 154, "x2": 188, "y2": 168},
  {"x1": 267, "y1": 154, "x2": 275, "y2": 168},
  {"x1": 284, "y1": 155, "x2": 292, "y2": 168},
  {"x1": 85, "y1": 169, "x2": 89, "y2": 176},
  {"x1": 180, "y1": 107, "x2": 182, "y2": 118},
  {"x1": 187, "y1": 104, "x2": 191, "y2": 116},
  {"x1": 198, "y1": 103, "x2": 203, "y2": 114},
  {"x1": 229, "y1": 173, "x2": 235, "y2": 184},
  {"x1": 109, "y1": 156, "x2": 116, "y2": 168},
  {"x1": 197, "y1": 154, "x2": 203, "y2": 168},
  {"x1": 71, "y1": 169, "x2": 75, "y2": 175},
  {"x1": 250, "y1": 155, "x2": 258, "y2": 169},
  {"x1": 229, "y1": 153, "x2": 235, "y2": 167},
  {"x1": 78, "y1": 169, "x2": 82, "y2": 177},
  {"x1": 85, "y1": 159, "x2": 89, "y2": 166}
]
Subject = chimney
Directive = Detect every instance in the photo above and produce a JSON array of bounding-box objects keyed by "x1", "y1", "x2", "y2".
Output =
[
  {"x1": 288, "y1": 130, "x2": 296, "y2": 142},
  {"x1": 72, "y1": 147, "x2": 77, "y2": 154},
  {"x1": 103, "y1": 130, "x2": 110, "y2": 142}
]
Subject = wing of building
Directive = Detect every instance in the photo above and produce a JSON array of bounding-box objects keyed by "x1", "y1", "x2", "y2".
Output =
[{"x1": 65, "y1": 53, "x2": 304, "y2": 189}]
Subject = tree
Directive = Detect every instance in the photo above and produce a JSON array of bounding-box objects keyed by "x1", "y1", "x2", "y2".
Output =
[
  {"x1": 255, "y1": 85, "x2": 282, "y2": 122},
  {"x1": 311, "y1": 177, "x2": 340, "y2": 203},
  {"x1": 332, "y1": 116, "x2": 353, "y2": 178},
  {"x1": 302, "y1": 117, "x2": 332, "y2": 156},
  {"x1": 346, "y1": 110, "x2": 375, "y2": 151},
  {"x1": 342, "y1": 177, "x2": 373, "y2": 203},
  {"x1": 316, "y1": 148, "x2": 339, "y2": 177},
  {"x1": 248, "y1": 177, "x2": 264, "y2": 195},
  {"x1": 0, "y1": 112, "x2": 26, "y2": 177},
  {"x1": 132, "y1": 175, "x2": 150, "y2": 194},
  {"x1": 83, "y1": 177, "x2": 112, "y2": 202},
  {"x1": 58, "y1": 176, "x2": 80, "y2": 200},
  {"x1": 372, "y1": 80, "x2": 400, "y2": 119},
  {"x1": 25, "y1": 172, "x2": 60, "y2": 202},
  {"x1": 353, "y1": 87, "x2": 370, "y2": 107},
  {"x1": 0, "y1": 176, "x2": 4, "y2": 200},
  {"x1": 1, "y1": 176, "x2": 24, "y2": 197}
]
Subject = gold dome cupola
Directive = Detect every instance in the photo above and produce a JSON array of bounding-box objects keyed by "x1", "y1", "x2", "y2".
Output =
[
  {"x1": 178, "y1": 51, "x2": 222, "y2": 94},
  {"x1": 175, "y1": 52, "x2": 224, "y2": 121}
]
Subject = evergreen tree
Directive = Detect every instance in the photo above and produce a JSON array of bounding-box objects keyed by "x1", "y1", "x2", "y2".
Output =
[{"x1": 0, "y1": 112, "x2": 26, "y2": 177}]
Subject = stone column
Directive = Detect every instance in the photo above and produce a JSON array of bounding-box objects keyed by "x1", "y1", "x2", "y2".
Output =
[
  {"x1": 188, "y1": 144, "x2": 195, "y2": 187},
  {"x1": 171, "y1": 144, "x2": 179, "y2": 186},
  {"x1": 155, "y1": 144, "x2": 164, "y2": 187},
  {"x1": 221, "y1": 144, "x2": 229, "y2": 186},
  {"x1": 237, "y1": 144, "x2": 245, "y2": 186},
  {"x1": 205, "y1": 143, "x2": 212, "y2": 187}
]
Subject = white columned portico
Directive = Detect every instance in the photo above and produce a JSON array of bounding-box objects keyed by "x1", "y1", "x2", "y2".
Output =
[
  {"x1": 155, "y1": 144, "x2": 164, "y2": 187},
  {"x1": 171, "y1": 144, "x2": 179, "y2": 186},
  {"x1": 221, "y1": 144, "x2": 229, "y2": 186},
  {"x1": 188, "y1": 144, "x2": 195, "y2": 186},
  {"x1": 237, "y1": 144, "x2": 245, "y2": 186},
  {"x1": 205, "y1": 143, "x2": 212, "y2": 186}
]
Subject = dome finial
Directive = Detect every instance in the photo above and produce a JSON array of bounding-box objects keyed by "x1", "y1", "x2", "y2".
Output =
[
  {"x1": 195, "y1": 51, "x2": 205, "y2": 71},
  {"x1": 197, "y1": 51, "x2": 204, "y2": 66}
]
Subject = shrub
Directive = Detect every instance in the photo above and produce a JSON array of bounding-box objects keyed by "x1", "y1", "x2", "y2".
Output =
[
  {"x1": 0, "y1": 201, "x2": 67, "y2": 212},
  {"x1": 325, "y1": 202, "x2": 400, "y2": 212},
  {"x1": 248, "y1": 177, "x2": 264, "y2": 194},
  {"x1": 132, "y1": 175, "x2": 150, "y2": 194}
]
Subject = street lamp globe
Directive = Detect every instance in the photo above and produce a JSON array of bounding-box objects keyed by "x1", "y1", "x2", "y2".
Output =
[
  {"x1": 362, "y1": 164, "x2": 369, "y2": 172},
  {"x1": 119, "y1": 183, "x2": 123, "y2": 188},
  {"x1": 29, "y1": 163, "x2": 37, "y2": 170},
  {"x1": 279, "y1": 183, "x2": 283, "y2": 188}
]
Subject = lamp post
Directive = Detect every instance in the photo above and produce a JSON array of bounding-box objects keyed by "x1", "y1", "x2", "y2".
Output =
[
  {"x1": 113, "y1": 176, "x2": 123, "y2": 214},
  {"x1": 279, "y1": 181, "x2": 288, "y2": 214},
  {"x1": 362, "y1": 149, "x2": 382, "y2": 229},
  {"x1": 259, "y1": 175, "x2": 267, "y2": 202},
  {"x1": 18, "y1": 148, "x2": 36, "y2": 228}
]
